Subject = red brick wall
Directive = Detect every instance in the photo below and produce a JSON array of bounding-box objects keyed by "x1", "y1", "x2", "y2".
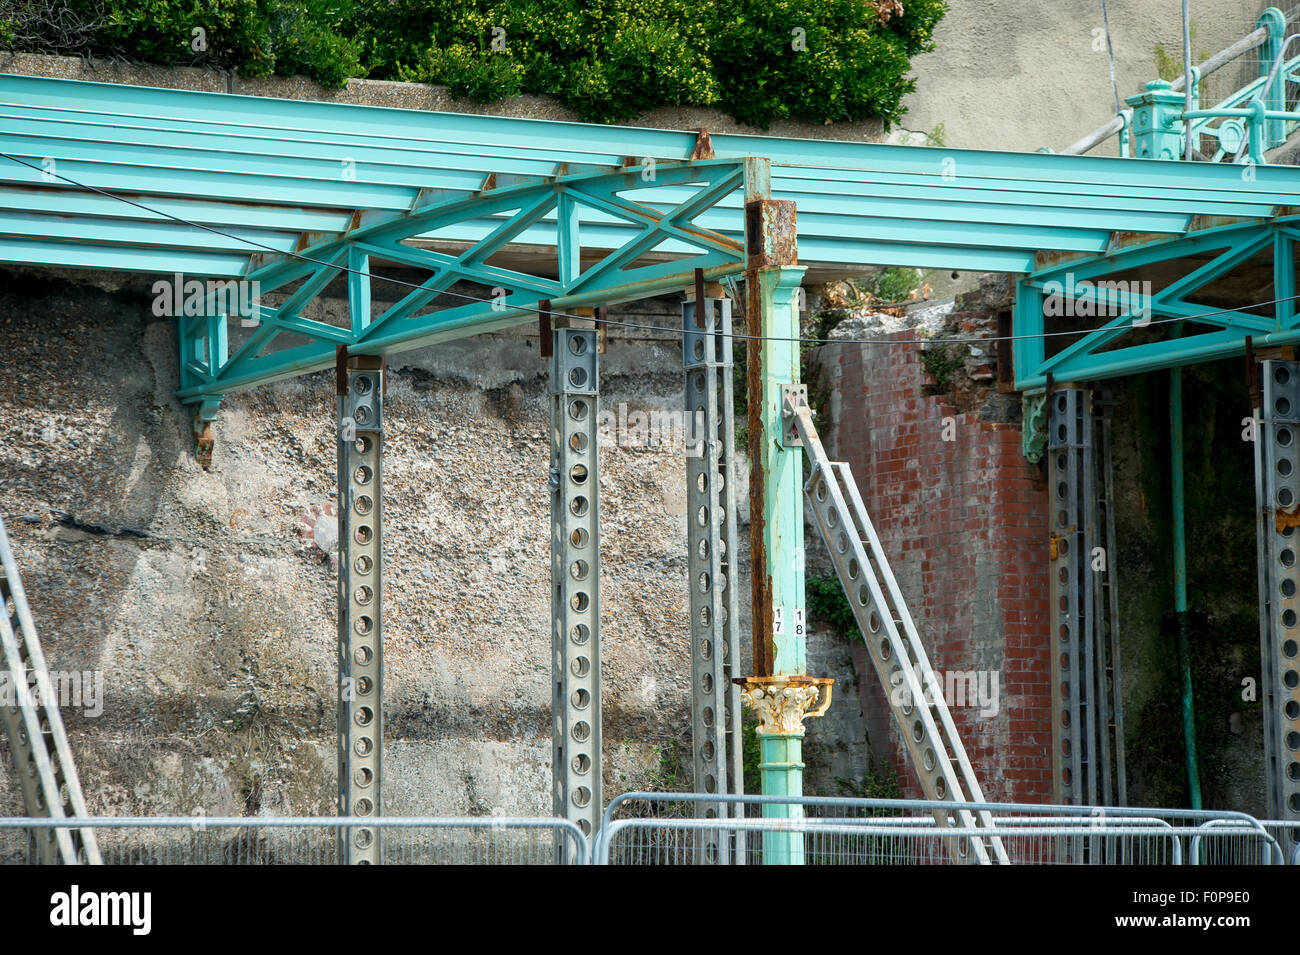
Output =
[{"x1": 821, "y1": 331, "x2": 1053, "y2": 804}]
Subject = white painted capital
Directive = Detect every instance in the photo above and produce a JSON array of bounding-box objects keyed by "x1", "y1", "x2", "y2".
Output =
[{"x1": 737, "y1": 675, "x2": 833, "y2": 735}]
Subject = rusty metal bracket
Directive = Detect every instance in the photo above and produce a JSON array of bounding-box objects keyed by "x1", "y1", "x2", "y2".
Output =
[
  {"x1": 538, "y1": 300, "x2": 553, "y2": 358},
  {"x1": 1049, "y1": 524, "x2": 1077, "y2": 560},
  {"x1": 1246, "y1": 336, "x2": 1261, "y2": 410},
  {"x1": 780, "y1": 384, "x2": 808, "y2": 448},
  {"x1": 691, "y1": 128, "x2": 715, "y2": 160},
  {"x1": 194, "y1": 420, "x2": 214, "y2": 468},
  {"x1": 744, "y1": 199, "x2": 798, "y2": 271}
]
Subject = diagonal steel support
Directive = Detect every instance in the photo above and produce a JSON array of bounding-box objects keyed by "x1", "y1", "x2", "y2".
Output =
[
  {"x1": 550, "y1": 321, "x2": 601, "y2": 852},
  {"x1": 336, "y1": 353, "x2": 384, "y2": 864},
  {"x1": 683, "y1": 285, "x2": 744, "y2": 863},
  {"x1": 785, "y1": 391, "x2": 1005, "y2": 865},
  {"x1": 0, "y1": 513, "x2": 100, "y2": 865}
]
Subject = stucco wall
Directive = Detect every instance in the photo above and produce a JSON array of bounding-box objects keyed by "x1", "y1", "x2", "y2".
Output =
[{"x1": 903, "y1": 0, "x2": 1277, "y2": 153}]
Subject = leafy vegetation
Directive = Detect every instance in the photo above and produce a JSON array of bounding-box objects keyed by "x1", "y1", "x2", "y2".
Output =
[
  {"x1": 919, "y1": 341, "x2": 966, "y2": 394},
  {"x1": 870, "y1": 266, "x2": 922, "y2": 303},
  {"x1": 1153, "y1": 21, "x2": 1208, "y2": 83},
  {"x1": 2, "y1": 0, "x2": 946, "y2": 127},
  {"x1": 805, "y1": 572, "x2": 862, "y2": 643}
]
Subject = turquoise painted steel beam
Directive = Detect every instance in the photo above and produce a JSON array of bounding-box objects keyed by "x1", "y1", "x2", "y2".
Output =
[
  {"x1": 1276, "y1": 232, "x2": 1296, "y2": 327},
  {"x1": 13, "y1": 72, "x2": 1300, "y2": 203},
  {"x1": 0, "y1": 187, "x2": 353, "y2": 233},
  {"x1": 765, "y1": 171, "x2": 1276, "y2": 219},
  {"x1": 177, "y1": 250, "x2": 745, "y2": 403},
  {"x1": 0, "y1": 235, "x2": 250, "y2": 275},
  {"x1": 1017, "y1": 327, "x2": 1300, "y2": 390},
  {"x1": 10, "y1": 74, "x2": 1300, "y2": 284},
  {"x1": 1013, "y1": 223, "x2": 1292, "y2": 388}
]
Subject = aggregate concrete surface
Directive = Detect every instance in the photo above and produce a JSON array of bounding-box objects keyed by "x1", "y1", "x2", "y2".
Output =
[{"x1": 0, "y1": 268, "x2": 868, "y2": 818}]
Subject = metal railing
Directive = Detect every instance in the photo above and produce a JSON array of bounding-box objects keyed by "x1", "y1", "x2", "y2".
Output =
[
  {"x1": 1061, "y1": 6, "x2": 1300, "y2": 162},
  {"x1": 596, "y1": 793, "x2": 1285, "y2": 866},
  {"x1": 0, "y1": 800, "x2": 1290, "y2": 865},
  {"x1": 595, "y1": 817, "x2": 1192, "y2": 866},
  {"x1": 0, "y1": 817, "x2": 589, "y2": 865}
]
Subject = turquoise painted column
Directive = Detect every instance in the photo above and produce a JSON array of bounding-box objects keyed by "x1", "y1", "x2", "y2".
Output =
[
  {"x1": 759, "y1": 732, "x2": 804, "y2": 864},
  {"x1": 745, "y1": 265, "x2": 813, "y2": 865},
  {"x1": 1126, "y1": 80, "x2": 1187, "y2": 160},
  {"x1": 755, "y1": 265, "x2": 809, "y2": 676},
  {"x1": 736, "y1": 160, "x2": 832, "y2": 863},
  {"x1": 1170, "y1": 367, "x2": 1204, "y2": 809}
]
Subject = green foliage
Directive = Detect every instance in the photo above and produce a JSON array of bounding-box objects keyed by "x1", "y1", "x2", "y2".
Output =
[
  {"x1": 868, "y1": 266, "x2": 920, "y2": 303},
  {"x1": 646, "y1": 740, "x2": 686, "y2": 790},
  {"x1": 5, "y1": 0, "x2": 945, "y2": 126},
  {"x1": 49, "y1": 0, "x2": 368, "y2": 86},
  {"x1": 732, "y1": 333, "x2": 749, "y2": 453},
  {"x1": 806, "y1": 572, "x2": 861, "y2": 643},
  {"x1": 835, "y1": 758, "x2": 902, "y2": 804},
  {"x1": 920, "y1": 342, "x2": 966, "y2": 394},
  {"x1": 709, "y1": 0, "x2": 944, "y2": 129},
  {"x1": 1153, "y1": 22, "x2": 1208, "y2": 82},
  {"x1": 741, "y1": 711, "x2": 762, "y2": 795}
]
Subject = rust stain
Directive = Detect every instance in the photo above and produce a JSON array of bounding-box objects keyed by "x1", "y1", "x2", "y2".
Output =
[
  {"x1": 194, "y1": 421, "x2": 214, "y2": 470},
  {"x1": 1186, "y1": 214, "x2": 1248, "y2": 234},
  {"x1": 1049, "y1": 525, "x2": 1076, "y2": 560},
  {"x1": 691, "y1": 128, "x2": 715, "y2": 161},
  {"x1": 1108, "y1": 230, "x2": 1171, "y2": 252},
  {"x1": 744, "y1": 269, "x2": 774, "y2": 677},
  {"x1": 1275, "y1": 507, "x2": 1300, "y2": 534},
  {"x1": 745, "y1": 199, "x2": 797, "y2": 270},
  {"x1": 1033, "y1": 249, "x2": 1090, "y2": 272}
]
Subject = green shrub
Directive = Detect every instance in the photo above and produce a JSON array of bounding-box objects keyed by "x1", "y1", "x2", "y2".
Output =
[
  {"x1": 86, "y1": 0, "x2": 364, "y2": 84},
  {"x1": 806, "y1": 572, "x2": 861, "y2": 643},
  {"x1": 5, "y1": 0, "x2": 945, "y2": 128}
]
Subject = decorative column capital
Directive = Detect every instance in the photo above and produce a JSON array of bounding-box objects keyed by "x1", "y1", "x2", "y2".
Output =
[{"x1": 735, "y1": 675, "x2": 833, "y2": 735}]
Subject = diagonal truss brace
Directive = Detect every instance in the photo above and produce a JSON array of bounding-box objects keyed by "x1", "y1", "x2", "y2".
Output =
[
  {"x1": 176, "y1": 160, "x2": 747, "y2": 426},
  {"x1": 1013, "y1": 221, "x2": 1300, "y2": 389}
]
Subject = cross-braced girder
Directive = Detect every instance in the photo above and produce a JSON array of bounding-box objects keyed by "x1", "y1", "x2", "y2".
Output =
[
  {"x1": 177, "y1": 160, "x2": 746, "y2": 420},
  {"x1": 1014, "y1": 220, "x2": 1300, "y2": 390}
]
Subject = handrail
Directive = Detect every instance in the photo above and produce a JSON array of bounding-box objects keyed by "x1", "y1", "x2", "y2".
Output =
[{"x1": 1061, "y1": 20, "x2": 1275, "y2": 155}]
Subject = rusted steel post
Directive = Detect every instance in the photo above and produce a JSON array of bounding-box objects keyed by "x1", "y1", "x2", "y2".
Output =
[
  {"x1": 737, "y1": 158, "x2": 829, "y2": 864},
  {"x1": 743, "y1": 160, "x2": 805, "y2": 677}
]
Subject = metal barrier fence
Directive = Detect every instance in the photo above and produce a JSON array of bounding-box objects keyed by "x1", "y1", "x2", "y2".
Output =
[
  {"x1": 1260, "y1": 820, "x2": 1300, "y2": 864},
  {"x1": 597, "y1": 793, "x2": 1286, "y2": 866},
  {"x1": 0, "y1": 817, "x2": 588, "y2": 865},
  {"x1": 0, "y1": 801, "x2": 1290, "y2": 865},
  {"x1": 595, "y1": 817, "x2": 1195, "y2": 865}
]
